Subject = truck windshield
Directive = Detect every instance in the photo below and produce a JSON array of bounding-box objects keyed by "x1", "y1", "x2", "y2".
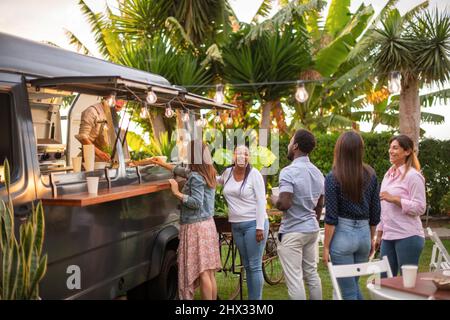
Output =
[{"x1": 0, "y1": 92, "x2": 14, "y2": 184}]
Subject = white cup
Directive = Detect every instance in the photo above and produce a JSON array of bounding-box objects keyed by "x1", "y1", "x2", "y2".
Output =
[
  {"x1": 272, "y1": 187, "x2": 280, "y2": 197},
  {"x1": 83, "y1": 145, "x2": 95, "y2": 172},
  {"x1": 72, "y1": 157, "x2": 82, "y2": 173},
  {"x1": 86, "y1": 177, "x2": 99, "y2": 195},
  {"x1": 402, "y1": 265, "x2": 418, "y2": 288}
]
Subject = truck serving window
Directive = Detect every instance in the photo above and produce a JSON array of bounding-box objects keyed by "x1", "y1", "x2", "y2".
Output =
[{"x1": 0, "y1": 92, "x2": 14, "y2": 184}]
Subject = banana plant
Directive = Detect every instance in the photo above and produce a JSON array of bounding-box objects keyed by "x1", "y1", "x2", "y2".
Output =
[{"x1": 0, "y1": 159, "x2": 47, "y2": 300}]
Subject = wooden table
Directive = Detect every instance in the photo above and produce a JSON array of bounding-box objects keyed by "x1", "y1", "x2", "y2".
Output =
[
  {"x1": 373, "y1": 271, "x2": 450, "y2": 300},
  {"x1": 41, "y1": 180, "x2": 172, "y2": 207}
]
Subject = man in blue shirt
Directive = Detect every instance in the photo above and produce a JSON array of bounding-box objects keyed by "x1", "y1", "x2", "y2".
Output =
[{"x1": 271, "y1": 129, "x2": 324, "y2": 300}]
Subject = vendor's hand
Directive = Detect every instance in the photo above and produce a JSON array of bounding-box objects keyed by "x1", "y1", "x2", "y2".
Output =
[
  {"x1": 270, "y1": 195, "x2": 279, "y2": 206},
  {"x1": 168, "y1": 178, "x2": 180, "y2": 195},
  {"x1": 322, "y1": 247, "x2": 330, "y2": 265},
  {"x1": 373, "y1": 237, "x2": 381, "y2": 254},
  {"x1": 149, "y1": 156, "x2": 166, "y2": 166},
  {"x1": 380, "y1": 191, "x2": 395, "y2": 203},
  {"x1": 256, "y1": 229, "x2": 264, "y2": 242},
  {"x1": 97, "y1": 150, "x2": 111, "y2": 162}
]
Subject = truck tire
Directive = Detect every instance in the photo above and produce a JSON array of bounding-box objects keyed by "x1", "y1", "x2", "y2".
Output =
[{"x1": 147, "y1": 249, "x2": 178, "y2": 300}]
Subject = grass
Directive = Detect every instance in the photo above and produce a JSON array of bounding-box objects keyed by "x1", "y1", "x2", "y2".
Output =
[{"x1": 195, "y1": 239, "x2": 450, "y2": 300}]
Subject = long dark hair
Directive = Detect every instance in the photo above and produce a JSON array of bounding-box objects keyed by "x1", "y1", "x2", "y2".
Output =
[
  {"x1": 223, "y1": 146, "x2": 252, "y2": 194},
  {"x1": 389, "y1": 135, "x2": 421, "y2": 179},
  {"x1": 332, "y1": 131, "x2": 374, "y2": 203},
  {"x1": 188, "y1": 140, "x2": 217, "y2": 189}
]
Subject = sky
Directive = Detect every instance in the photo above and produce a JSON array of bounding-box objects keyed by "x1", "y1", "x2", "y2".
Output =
[{"x1": 1, "y1": 0, "x2": 449, "y2": 139}]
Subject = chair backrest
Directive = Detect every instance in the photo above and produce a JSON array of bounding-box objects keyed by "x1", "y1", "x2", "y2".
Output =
[
  {"x1": 427, "y1": 227, "x2": 450, "y2": 271},
  {"x1": 327, "y1": 256, "x2": 393, "y2": 300}
]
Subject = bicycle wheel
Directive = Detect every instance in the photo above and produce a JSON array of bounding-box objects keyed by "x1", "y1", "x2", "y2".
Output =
[
  {"x1": 262, "y1": 230, "x2": 284, "y2": 285},
  {"x1": 215, "y1": 232, "x2": 242, "y2": 300}
]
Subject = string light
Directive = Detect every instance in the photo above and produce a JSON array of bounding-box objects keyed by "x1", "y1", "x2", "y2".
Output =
[
  {"x1": 388, "y1": 71, "x2": 401, "y2": 94},
  {"x1": 140, "y1": 106, "x2": 149, "y2": 118},
  {"x1": 226, "y1": 113, "x2": 233, "y2": 125},
  {"x1": 182, "y1": 110, "x2": 190, "y2": 122},
  {"x1": 214, "y1": 84, "x2": 225, "y2": 105},
  {"x1": 146, "y1": 89, "x2": 158, "y2": 104},
  {"x1": 214, "y1": 111, "x2": 221, "y2": 123},
  {"x1": 295, "y1": 81, "x2": 308, "y2": 103},
  {"x1": 164, "y1": 104, "x2": 175, "y2": 118}
]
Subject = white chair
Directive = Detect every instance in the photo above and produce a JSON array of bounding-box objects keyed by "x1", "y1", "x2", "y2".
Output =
[
  {"x1": 327, "y1": 255, "x2": 393, "y2": 300},
  {"x1": 427, "y1": 227, "x2": 450, "y2": 271}
]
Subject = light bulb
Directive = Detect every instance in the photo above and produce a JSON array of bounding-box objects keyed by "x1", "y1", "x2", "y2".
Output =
[
  {"x1": 182, "y1": 111, "x2": 190, "y2": 122},
  {"x1": 106, "y1": 94, "x2": 116, "y2": 107},
  {"x1": 165, "y1": 105, "x2": 175, "y2": 118},
  {"x1": 388, "y1": 71, "x2": 401, "y2": 94},
  {"x1": 201, "y1": 117, "x2": 208, "y2": 127},
  {"x1": 146, "y1": 90, "x2": 158, "y2": 104},
  {"x1": 140, "y1": 106, "x2": 148, "y2": 118},
  {"x1": 295, "y1": 83, "x2": 308, "y2": 103},
  {"x1": 214, "y1": 84, "x2": 225, "y2": 105},
  {"x1": 227, "y1": 115, "x2": 233, "y2": 125},
  {"x1": 196, "y1": 118, "x2": 203, "y2": 127},
  {"x1": 214, "y1": 112, "x2": 221, "y2": 123}
]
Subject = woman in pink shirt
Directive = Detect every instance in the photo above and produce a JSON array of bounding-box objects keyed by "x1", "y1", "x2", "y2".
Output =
[{"x1": 375, "y1": 135, "x2": 426, "y2": 276}]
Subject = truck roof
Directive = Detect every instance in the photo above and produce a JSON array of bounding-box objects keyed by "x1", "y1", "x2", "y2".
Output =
[{"x1": 0, "y1": 32, "x2": 170, "y2": 86}]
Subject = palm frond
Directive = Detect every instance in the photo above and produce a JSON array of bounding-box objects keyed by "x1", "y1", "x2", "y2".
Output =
[
  {"x1": 420, "y1": 88, "x2": 450, "y2": 107},
  {"x1": 64, "y1": 28, "x2": 92, "y2": 55},
  {"x1": 251, "y1": 0, "x2": 274, "y2": 24}
]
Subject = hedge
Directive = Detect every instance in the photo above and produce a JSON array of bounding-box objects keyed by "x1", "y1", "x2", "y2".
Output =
[{"x1": 268, "y1": 132, "x2": 449, "y2": 216}]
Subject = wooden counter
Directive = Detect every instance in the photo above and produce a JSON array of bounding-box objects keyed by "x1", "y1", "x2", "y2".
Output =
[{"x1": 41, "y1": 180, "x2": 172, "y2": 207}]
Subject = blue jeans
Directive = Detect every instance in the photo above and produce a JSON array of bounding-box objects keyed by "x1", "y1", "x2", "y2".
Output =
[
  {"x1": 329, "y1": 217, "x2": 371, "y2": 300},
  {"x1": 380, "y1": 235, "x2": 425, "y2": 276},
  {"x1": 231, "y1": 219, "x2": 269, "y2": 300}
]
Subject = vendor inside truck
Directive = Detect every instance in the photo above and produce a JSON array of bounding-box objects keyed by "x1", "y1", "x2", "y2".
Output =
[{"x1": 75, "y1": 93, "x2": 126, "y2": 162}]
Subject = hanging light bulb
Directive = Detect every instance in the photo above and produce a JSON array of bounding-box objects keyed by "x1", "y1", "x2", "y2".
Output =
[
  {"x1": 146, "y1": 89, "x2": 158, "y2": 104},
  {"x1": 164, "y1": 105, "x2": 175, "y2": 118},
  {"x1": 182, "y1": 111, "x2": 190, "y2": 122},
  {"x1": 140, "y1": 106, "x2": 149, "y2": 119},
  {"x1": 106, "y1": 93, "x2": 116, "y2": 107},
  {"x1": 388, "y1": 71, "x2": 401, "y2": 94},
  {"x1": 295, "y1": 81, "x2": 308, "y2": 103},
  {"x1": 227, "y1": 113, "x2": 233, "y2": 126},
  {"x1": 214, "y1": 84, "x2": 225, "y2": 105},
  {"x1": 195, "y1": 116, "x2": 203, "y2": 127},
  {"x1": 214, "y1": 111, "x2": 221, "y2": 123},
  {"x1": 201, "y1": 116, "x2": 208, "y2": 127}
]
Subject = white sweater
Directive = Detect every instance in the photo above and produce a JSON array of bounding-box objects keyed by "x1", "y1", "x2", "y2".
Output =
[{"x1": 219, "y1": 167, "x2": 268, "y2": 230}]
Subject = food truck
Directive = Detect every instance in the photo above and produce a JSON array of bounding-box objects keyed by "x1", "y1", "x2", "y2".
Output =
[{"x1": 0, "y1": 32, "x2": 234, "y2": 299}]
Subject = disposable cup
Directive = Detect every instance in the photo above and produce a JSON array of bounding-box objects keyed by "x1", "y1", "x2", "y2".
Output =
[
  {"x1": 402, "y1": 265, "x2": 418, "y2": 288},
  {"x1": 72, "y1": 157, "x2": 82, "y2": 173},
  {"x1": 272, "y1": 187, "x2": 280, "y2": 197},
  {"x1": 86, "y1": 177, "x2": 99, "y2": 195},
  {"x1": 83, "y1": 145, "x2": 95, "y2": 172}
]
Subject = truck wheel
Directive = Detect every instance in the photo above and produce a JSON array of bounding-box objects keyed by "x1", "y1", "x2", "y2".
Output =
[{"x1": 147, "y1": 249, "x2": 178, "y2": 300}]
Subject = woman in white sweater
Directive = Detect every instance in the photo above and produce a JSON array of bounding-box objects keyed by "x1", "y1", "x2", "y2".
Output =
[{"x1": 218, "y1": 145, "x2": 269, "y2": 300}]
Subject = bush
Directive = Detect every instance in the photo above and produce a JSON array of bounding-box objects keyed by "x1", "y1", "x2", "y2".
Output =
[{"x1": 269, "y1": 132, "x2": 449, "y2": 216}]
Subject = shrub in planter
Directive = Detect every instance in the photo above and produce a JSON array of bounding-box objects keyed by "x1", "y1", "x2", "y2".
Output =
[{"x1": 0, "y1": 160, "x2": 48, "y2": 300}]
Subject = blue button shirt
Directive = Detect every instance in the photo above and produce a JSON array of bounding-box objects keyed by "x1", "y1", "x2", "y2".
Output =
[
  {"x1": 324, "y1": 171, "x2": 381, "y2": 226},
  {"x1": 278, "y1": 156, "x2": 324, "y2": 234}
]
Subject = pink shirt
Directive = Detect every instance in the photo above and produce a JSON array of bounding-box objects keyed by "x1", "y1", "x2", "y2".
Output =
[{"x1": 376, "y1": 165, "x2": 426, "y2": 240}]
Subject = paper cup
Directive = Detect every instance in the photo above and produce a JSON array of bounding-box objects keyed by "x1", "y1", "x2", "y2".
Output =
[
  {"x1": 94, "y1": 162, "x2": 108, "y2": 170},
  {"x1": 272, "y1": 187, "x2": 280, "y2": 197},
  {"x1": 72, "y1": 157, "x2": 82, "y2": 173},
  {"x1": 86, "y1": 177, "x2": 99, "y2": 195},
  {"x1": 402, "y1": 265, "x2": 418, "y2": 288},
  {"x1": 83, "y1": 144, "x2": 95, "y2": 172}
]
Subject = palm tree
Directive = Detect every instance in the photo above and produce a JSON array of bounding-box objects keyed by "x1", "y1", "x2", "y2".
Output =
[{"x1": 369, "y1": 7, "x2": 450, "y2": 148}]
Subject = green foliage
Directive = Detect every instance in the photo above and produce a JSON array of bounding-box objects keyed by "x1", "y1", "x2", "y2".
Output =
[
  {"x1": 440, "y1": 191, "x2": 450, "y2": 215},
  {"x1": 419, "y1": 138, "x2": 450, "y2": 215},
  {"x1": 0, "y1": 159, "x2": 47, "y2": 300}
]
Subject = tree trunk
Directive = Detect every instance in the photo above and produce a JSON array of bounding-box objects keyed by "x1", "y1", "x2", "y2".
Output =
[
  {"x1": 399, "y1": 76, "x2": 420, "y2": 151},
  {"x1": 150, "y1": 111, "x2": 166, "y2": 141},
  {"x1": 260, "y1": 101, "x2": 274, "y2": 148}
]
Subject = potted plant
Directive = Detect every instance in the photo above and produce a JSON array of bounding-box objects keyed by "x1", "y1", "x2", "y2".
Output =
[{"x1": 0, "y1": 159, "x2": 48, "y2": 300}]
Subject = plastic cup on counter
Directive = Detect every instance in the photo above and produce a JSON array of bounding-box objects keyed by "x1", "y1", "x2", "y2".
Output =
[
  {"x1": 83, "y1": 144, "x2": 95, "y2": 172},
  {"x1": 72, "y1": 157, "x2": 82, "y2": 173},
  {"x1": 86, "y1": 177, "x2": 99, "y2": 195}
]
